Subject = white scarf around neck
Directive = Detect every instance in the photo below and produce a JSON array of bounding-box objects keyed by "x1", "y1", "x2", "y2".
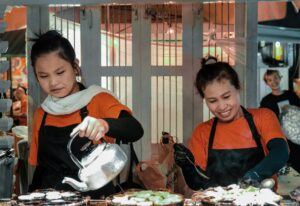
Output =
[{"x1": 41, "y1": 85, "x2": 116, "y2": 115}]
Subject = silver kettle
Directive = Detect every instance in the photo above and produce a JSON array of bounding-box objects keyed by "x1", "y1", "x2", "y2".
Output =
[{"x1": 62, "y1": 133, "x2": 128, "y2": 192}]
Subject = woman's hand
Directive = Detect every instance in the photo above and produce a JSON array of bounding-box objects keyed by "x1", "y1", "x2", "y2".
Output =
[
  {"x1": 70, "y1": 116, "x2": 109, "y2": 141},
  {"x1": 239, "y1": 171, "x2": 261, "y2": 188},
  {"x1": 173, "y1": 143, "x2": 195, "y2": 168}
]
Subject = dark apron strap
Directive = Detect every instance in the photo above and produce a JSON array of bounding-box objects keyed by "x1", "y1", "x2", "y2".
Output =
[
  {"x1": 40, "y1": 111, "x2": 48, "y2": 133},
  {"x1": 79, "y1": 106, "x2": 89, "y2": 120},
  {"x1": 208, "y1": 118, "x2": 218, "y2": 149},
  {"x1": 241, "y1": 106, "x2": 263, "y2": 150}
]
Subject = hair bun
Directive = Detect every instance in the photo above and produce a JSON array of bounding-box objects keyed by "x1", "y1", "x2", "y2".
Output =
[{"x1": 201, "y1": 56, "x2": 218, "y2": 67}]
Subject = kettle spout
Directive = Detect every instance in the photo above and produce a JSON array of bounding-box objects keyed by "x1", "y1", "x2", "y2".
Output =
[{"x1": 62, "y1": 177, "x2": 89, "y2": 192}]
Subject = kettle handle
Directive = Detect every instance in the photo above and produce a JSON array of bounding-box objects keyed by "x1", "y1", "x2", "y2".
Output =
[{"x1": 67, "y1": 131, "x2": 84, "y2": 169}]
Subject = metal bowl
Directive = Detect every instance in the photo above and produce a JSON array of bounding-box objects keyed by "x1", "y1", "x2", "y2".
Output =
[{"x1": 290, "y1": 186, "x2": 300, "y2": 202}]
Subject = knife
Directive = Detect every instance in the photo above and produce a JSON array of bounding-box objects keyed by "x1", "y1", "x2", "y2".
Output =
[{"x1": 186, "y1": 155, "x2": 210, "y2": 179}]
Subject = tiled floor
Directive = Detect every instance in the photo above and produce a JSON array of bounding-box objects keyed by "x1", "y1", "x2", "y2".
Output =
[{"x1": 278, "y1": 168, "x2": 300, "y2": 196}]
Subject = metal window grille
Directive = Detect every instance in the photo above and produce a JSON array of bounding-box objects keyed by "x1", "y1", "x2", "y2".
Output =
[
  {"x1": 100, "y1": 5, "x2": 132, "y2": 67},
  {"x1": 203, "y1": 3, "x2": 235, "y2": 63},
  {"x1": 100, "y1": 76, "x2": 132, "y2": 109},
  {"x1": 48, "y1": 4, "x2": 186, "y2": 144},
  {"x1": 49, "y1": 5, "x2": 81, "y2": 64},
  {"x1": 150, "y1": 4, "x2": 182, "y2": 67},
  {"x1": 151, "y1": 76, "x2": 182, "y2": 143},
  {"x1": 98, "y1": 5, "x2": 133, "y2": 107},
  {"x1": 149, "y1": 4, "x2": 183, "y2": 143},
  {"x1": 202, "y1": 2, "x2": 236, "y2": 121}
]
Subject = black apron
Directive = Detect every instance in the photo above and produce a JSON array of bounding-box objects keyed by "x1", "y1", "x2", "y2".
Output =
[
  {"x1": 30, "y1": 106, "x2": 115, "y2": 199},
  {"x1": 203, "y1": 107, "x2": 265, "y2": 188}
]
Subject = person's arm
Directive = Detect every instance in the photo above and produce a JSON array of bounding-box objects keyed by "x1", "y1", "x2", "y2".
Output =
[
  {"x1": 13, "y1": 99, "x2": 28, "y2": 117},
  {"x1": 12, "y1": 101, "x2": 21, "y2": 114},
  {"x1": 71, "y1": 93, "x2": 143, "y2": 142},
  {"x1": 242, "y1": 108, "x2": 288, "y2": 183},
  {"x1": 291, "y1": 91, "x2": 300, "y2": 107},
  {"x1": 28, "y1": 109, "x2": 43, "y2": 166},
  {"x1": 14, "y1": 111, "x2": 27, "y2": 117},
  {"x1": 104, "y1": 110, "x2": 144, "y2": 143},
  {"x1": 20, "y1": 99, "x2": 28, "y2": 117},
  {"x1": 244, "y1": 138, "x2": 289, "y2": 180},
  {"x1": 259, "y1": 98, "x2": 266, "y2": 108},
  {"x1": 260, "y1": 96, "x2": 272, "y2": 109}
]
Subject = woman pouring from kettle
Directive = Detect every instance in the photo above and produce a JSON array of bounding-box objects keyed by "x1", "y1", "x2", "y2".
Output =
[
  {"x1": 174, "y1": 57, "x2": 289, "y2": 190},
  {"x1": 28, "y1": 30, "x2": 144, "y2": 198}
]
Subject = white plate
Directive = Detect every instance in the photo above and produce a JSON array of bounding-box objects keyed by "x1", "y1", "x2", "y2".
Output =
[
  {"x1": 61, "y1": 192, "x2": 76, "y2": 198},
  {"x1": 30, "y1": 192, "x2": 45, "y2": 199},
  {"x1": 18, "y1": 195, "x2": 33, "y2": 201}
]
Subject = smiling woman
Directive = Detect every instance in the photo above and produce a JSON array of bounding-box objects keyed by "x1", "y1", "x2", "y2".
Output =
[
  {"x1": 173, "y1": 57, "x2": 289, "y2": 191},
  {"x1": 202, "y1": 78, "x2": 242, "y2": 122},
  {"x1": 196, "y1": 57, "x2": 242, "y2": 123}
]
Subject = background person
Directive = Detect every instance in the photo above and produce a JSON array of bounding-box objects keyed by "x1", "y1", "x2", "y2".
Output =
[
  {"x1": 260, "y1": 69, "x2": 300, "y2": 173},
  {"x1": 260, "y1": 69, "x2": 300, "y2": 118},
  {"x1": 12, "y1": 86, "x2": 28, "y2": 126},
  {"x1": 174, "y1": 57, "x2": 289, "y2": 190},
  {"x1": 28, "y1": 30, "x2": 144, "y2": 198}
]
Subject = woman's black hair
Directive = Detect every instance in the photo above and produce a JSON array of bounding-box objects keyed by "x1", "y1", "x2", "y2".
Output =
[
  {"x1": 195, "y1": 56, "x2": 240, "y2": 98},
  {"x1": 30, "y1": 30, "x2": 78, "y2": 77}
]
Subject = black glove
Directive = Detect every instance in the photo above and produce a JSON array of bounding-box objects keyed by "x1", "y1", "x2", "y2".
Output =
[
  {"x1": 239, "y1": 170, "x2": 262, "y2": 188},
  {"x1": 173, "y1": 143, "x2": 195, "y2": 168}
]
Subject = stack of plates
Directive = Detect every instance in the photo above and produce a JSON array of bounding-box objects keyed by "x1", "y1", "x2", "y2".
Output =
[{"x1": 16, "y1": 189, "x2": 89, "y2": 206}]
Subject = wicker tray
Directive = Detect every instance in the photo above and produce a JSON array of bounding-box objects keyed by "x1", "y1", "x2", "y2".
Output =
[{"x1": 106, "y1": 189, "x2": 184, "y2": 206}]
